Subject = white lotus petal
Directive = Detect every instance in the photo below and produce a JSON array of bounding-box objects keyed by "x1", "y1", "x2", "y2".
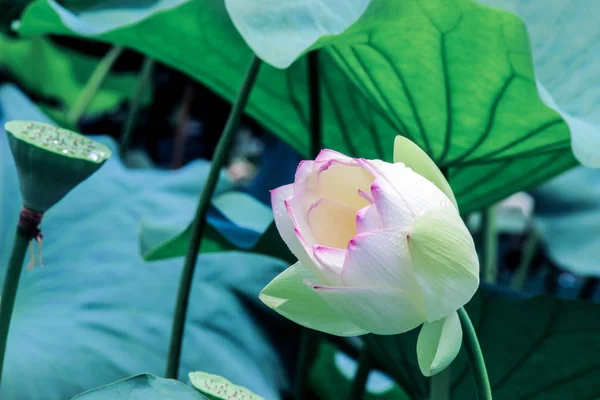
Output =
[
  {"x1": 342, "y1": 229, "x2": 418, "y2": 292},
  {"x1": 310, "y1": 284, "x2": 426, "y2": 335},
  {"x1": 416, "y1": 311, "x2": 462, "y2": 377},
  {"x1": 355, "y1": 204, "x2": 383, "y2": 234},
  {"x1": 313, "y1": 245, "x2": 346, "y2": 279}
]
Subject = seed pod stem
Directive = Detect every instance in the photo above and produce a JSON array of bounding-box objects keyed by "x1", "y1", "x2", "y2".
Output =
[{"x1": 0, "y1": 208, "x2": 44, "y2": 387}]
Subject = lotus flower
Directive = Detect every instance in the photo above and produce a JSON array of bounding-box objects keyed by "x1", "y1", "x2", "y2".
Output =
[{"x1": 260, "y1": 136, "x2": 479, "y2": 376}]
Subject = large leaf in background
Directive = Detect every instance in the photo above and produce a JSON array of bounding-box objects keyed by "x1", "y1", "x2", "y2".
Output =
[
  {"x1": 224, "y1": 0, "x2": 371, "y2": 69},
  {"x1": 0, "y1": 34, "x2": 150, "y2": 127},
  {"x1": 140, "y1": 191, "x2": 294, "y2": 264},
  {"x1": 17, "y1": 0, "x2": 579, "y2": 213},
  {"x1": 72, "y1": 374, "x2": 207, "y2": 399},
  {"x1": 364, "y1": 286, "x2": 600, "y2": 400},
  {"x1": 532, "y1": 166, "x2": 600, "y2": 278},
  {"x1": 480, "y1": 0, "x2": 600, "y2": 168},
  {"x1": 0, "y1": 85, "x2": 289, "y2": 400}
]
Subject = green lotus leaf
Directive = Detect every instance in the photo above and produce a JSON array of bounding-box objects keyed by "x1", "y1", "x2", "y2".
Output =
[
  {"x1": 364, "y1": 287, "x2": 600, "y2": 399},
  {"x1": 16, "y1": 0, "x2": 583, "y2": 212},
  {"x1": 72, "y1": 374, "x2": 208, "y2": 399}
]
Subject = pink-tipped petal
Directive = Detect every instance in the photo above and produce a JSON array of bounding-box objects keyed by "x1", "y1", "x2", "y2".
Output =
[
  {"x1": 294, "y1": 160, "x2": 315, "y2": 186},
  {"x1": 284, "y1": 196, "x2": 317, "y2": 248},
  {"x1": 367, "y1": 159, "x2": 453, "y2": 229},
  {"x1": 272, "y1": 190, "x2": 321, "y2": 276},
  {"x1": 313, "y1": 245, "x2": 346, "y2": 283},
  {"x1": 371, "y1": 180, "x2": 414, "y2": 229},
  {"x1": 310, "y1": 283, "x2": 426, "y2": 335},
  {"x1": 342, "y1": 228, "x2": 420, "y2": 292},
  {"x1": 355, "y1": 204, "x2": 383, "y2": 234},
  {"x1": 355, "y1": 158, "x2": 381, "y2": 177},
  {"x1": 315, "y1": 149, "x2": 353, "y2": 162},
  {"x1": 271, "y1": 184, "x2": 299, "y2": 252},
  {"x1": 307, "y1": 198, "x2": 356, "y2": 249}
]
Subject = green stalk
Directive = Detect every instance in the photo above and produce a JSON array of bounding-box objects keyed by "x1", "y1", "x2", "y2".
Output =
[
  {"x1": 457, "y1": 308, "x2": 492, "y2": 400},
  {"x1": 349, "y1": 348, "x2": 372, "y2": 400},
  {"x1": 430, "y1": 368, "x2": 450, "y2": 400},
  {"x1": 294, "y1": 331, "x2": 319, "y2": 400},
  {"x1": 480, "y1": 206, "x2": 498, "y2": 283},
  {"x1": 510, "y1": 230, "x2": 538, "y2": 290},
  {"x1": 165, "y1": 56, "x2": 262, "y2": 379},
  {"x1": 0, "y1": 230, "x2": 30, "y2": 386},
  {"x1": 120, "y1": 57, "x2": 155, "y2": 157},
  {"x1": 67, "y1": 45, "x2": 124, "y2": 126}
]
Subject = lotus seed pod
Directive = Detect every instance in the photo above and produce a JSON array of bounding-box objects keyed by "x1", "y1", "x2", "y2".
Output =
[
  {"x1": 5, "y1": 120, "x2": 111, "y2": 212},
  {"x1": 189, "y1": 371, "x2": 263, "y2": 400}
]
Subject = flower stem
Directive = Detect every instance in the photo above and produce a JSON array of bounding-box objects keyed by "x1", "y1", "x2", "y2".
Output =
[
  {"x1": 67, "y1": 45, "x2": 124, "y2": 127},
  {"x1": 294, "y1": 331, "x2": 319, "y2": 399},
  {"x1": 481, "y1": 206, "x2": 497, "y2": 283},
  {"x1": 164, "y1": 55, "x2": 261, "y2": 379},
  {"x1": 429, "y1": 367, "x2": 450, "y2": 400},
  {"x1": 120, "y1": 57, "x2": 155, "y2": 158},
  {"x1": 349, "y1": 348, "x2": 372, "y2": 400},
  {"x1": 0, "y1": 230, "x2": 30, "y2": 386},
  {"x1": 457, "y1": 307, "x2": 492, "y2": 400}
]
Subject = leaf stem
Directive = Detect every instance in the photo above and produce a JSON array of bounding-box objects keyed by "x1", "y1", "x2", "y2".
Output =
[
  {"x1": 349, "y1": 348, "x2": 372, "y2": 400},
  {"x1": 67, "y1": 45, "x2": 124, "y2": 127},
  {"x1": 429, "y1": 367, "x2": 450, "y2": 400},
  {"x1": 120, "y1": 57, "x2": 155, "y2": 157},
  {"x1": 457, "y1": 307, "x2": 492, "y2": 400},
  {"x1": 510, "y1": 229, "x2": 538, "y2": 290},
  {"x1": 481, "y1": 206, "x2": 497, "y2": 283},
  {"x1": 0, "y1": 229, "x2": 30, "y2": 386},
  {"x1": 164, "y1": 56, "x2": 262, "y2": 379}
]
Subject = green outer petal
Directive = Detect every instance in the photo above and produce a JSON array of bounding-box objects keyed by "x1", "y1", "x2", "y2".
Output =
[
  {"x1": 259, "y1": 262, "x2": 367, "y2": 336},
  {"x1": 408, "y1": 207, "x2": 479, "y2": 322},
  {"x1": 416, "y1": 311, "x2": 462, "y2": 377},
  {"x1": 393, "y1": 135, "x2": 457, "y2": 209},
  {"x1": 313, "y1": 284, "x2": 426, "y2": 335}
]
